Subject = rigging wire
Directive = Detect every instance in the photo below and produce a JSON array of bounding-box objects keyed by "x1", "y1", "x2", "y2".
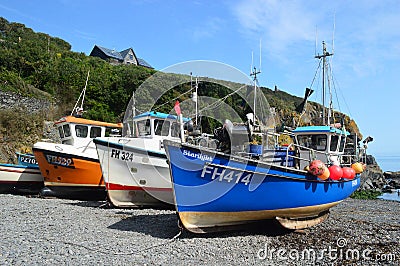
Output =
[
  {"x1": 196, "y1": 83, "x2": 248, "y2": 115},
  {"x1": 152, "y1": 88, "x2": 193, "y2": 112}
]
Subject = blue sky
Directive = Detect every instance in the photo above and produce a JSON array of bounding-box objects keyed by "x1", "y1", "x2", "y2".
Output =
[{"x1": 1, "y1": 0, "x2": 399, "y2": 168}]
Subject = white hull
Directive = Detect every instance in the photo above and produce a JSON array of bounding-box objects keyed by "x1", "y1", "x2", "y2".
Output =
[
  {"x1": 33, "y1": 141, "x2": 98, "y2": 161},
  {"x1": 95, "y1": 137, "x2": 175, "y2": 207},
  {"x1": 0, "y1": 164, "x2": 43, "y2": 194}
]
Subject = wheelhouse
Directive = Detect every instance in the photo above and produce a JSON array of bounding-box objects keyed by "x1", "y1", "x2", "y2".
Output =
[
  {"x1": 55, "y1": 116, "x2": 122, "y2": 146},
  {"x1": 126, "y1": 111, "x2": 190, "y2": 139},
  {"x1": 291, "y1": 126, "x2": 349, "y2": 168}
]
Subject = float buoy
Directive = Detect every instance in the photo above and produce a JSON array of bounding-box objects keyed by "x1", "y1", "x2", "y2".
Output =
[
  {"x1": 342, "y1": 167, "x2": 356, "y2": 179},
  {"x1": 328, "y1": 165, "x2": 343, "y2": 180},
  {"x1": 318, "y1": 167, "x2": 330, "y2": 180},
  {"x1": 308, "y1": 160, "x2": 326, "y2": 176},
  {"x1": 351, "y1": 162, "x2": 364, "y2": 174}
]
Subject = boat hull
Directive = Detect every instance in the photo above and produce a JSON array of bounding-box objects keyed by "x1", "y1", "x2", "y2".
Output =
[
  {"x1": 0, "y1": 164, "x2": 43, "y2": 194},
  {"x1": 33, "y1": 143, "x2": 105, "y2": 200},
  {"x1": 94, "y1": 137, "x2": 173, "y2": 207},
  {"x1": 164, "y1": 141, "x2": 360, "y2": 233}
]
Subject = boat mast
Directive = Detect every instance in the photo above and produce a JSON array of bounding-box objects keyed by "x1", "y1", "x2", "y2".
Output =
[
  {"x1": 315, "y1": 41, "x2": 333, "y2": 125},
  {"x1": 250, "y1": 66, "x2": 261, "y2": 120},
  {"x1": 132, "y1": 90, "x2": 136, "y2": 137},
  {"x1": 71, "y1": 70, "x2": 90, "y2": 116}
]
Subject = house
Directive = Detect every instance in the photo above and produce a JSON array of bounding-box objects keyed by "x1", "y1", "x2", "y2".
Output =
[{"x1": 89, "y1": 45, "x2": 153, "y2": 69}]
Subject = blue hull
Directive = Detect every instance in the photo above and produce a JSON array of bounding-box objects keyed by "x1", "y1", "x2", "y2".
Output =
[{"x1": 164, "y1": 141, "x2": 360, "y2": 232}]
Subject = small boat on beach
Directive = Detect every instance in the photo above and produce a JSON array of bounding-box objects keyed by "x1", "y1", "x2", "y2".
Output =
[
  {"x1": 32, "y1": 72, "x2": 123, "y2": 200},
  {"x1": 164, "y1": 42, "x2": 364, "y2": 233},
  {"x1": 33, "y1": 116, "x2": 122, "y2": 199},
  {"x1": 0, "y1": 152, "x2": 43, "y2": 194},
  {"x1": 94, "y1": 110, "x2": 190, "y2": 207}
]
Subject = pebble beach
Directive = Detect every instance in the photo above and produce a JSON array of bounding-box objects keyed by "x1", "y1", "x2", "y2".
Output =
[{"x1": 0, "y1": 194, "x2": 398, "y2": 265}]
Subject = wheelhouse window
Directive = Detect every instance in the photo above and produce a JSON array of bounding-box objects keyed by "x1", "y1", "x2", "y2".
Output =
[
  {"x1": 339, "y1": 136, "x2": 346, "y2": 152},
  {"x1": 154, "y1": 119, "x2": 170, "y2": 136},
  {"x1": 90, "y1": 127, "x2": 102, "y2": 138},
  {"x1": 297, "y1": 134, "x2": 327, "y2": 151},
  {"x1": 171, "y1": 122, "x2": 180, "y2": 138},
  {"x1": 330, "y1": 135, "x2": 339, "y2": 152},
  {"x1": 75, "y1": 125, "x2": 88, "y2": 138},
  {"x1": 136, "y1": 119, "x2": 151, "y2": 136},
  {"x1": 106, "y1": 127, "x2": 121, "y2": 137},
  {"x1": 63, "y1": 124, "x2": 71, "y2": 137},
  {"x1": 58, "y1": 126, "x2": 64, "y2": 138}
]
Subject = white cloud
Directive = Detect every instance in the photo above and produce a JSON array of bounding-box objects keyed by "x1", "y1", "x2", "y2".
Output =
[
  {"x1": 74, "y1": 30, "x2": 96, "y2": 41},
  {"x1": 232, "y1": 0, "x2": 321, "y2": 57},
  {"x1": 232, "y1": 0, "x2": 400, "y2": 77},
  {"x1": 192, "y1": 17, "x2": 225, "y2": 41}
]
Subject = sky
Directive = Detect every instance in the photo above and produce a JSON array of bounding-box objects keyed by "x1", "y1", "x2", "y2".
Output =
[{"x1": 1, "y1": 0, "x2": 400, "y2": 169}]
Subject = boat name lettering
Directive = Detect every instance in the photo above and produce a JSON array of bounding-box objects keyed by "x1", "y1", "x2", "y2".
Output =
[
  {"x1": 201, "y1": 165, "x2": 252, "y2": 185},
  {"x1": 352, "y1": 179, "x2": 358, "y2": 187},
  {"x1": 20, "y1": 155, "x2": 38, "y2": 165},
  {"x1": 111, "y1": 149, "x2": 134, "y2": 162},
  {"x1": 45, "y1": 154, "x2": 74, "y2": 168},
  {"x1": 182, "y1": 150, "x2": 212, "y2": 162}
]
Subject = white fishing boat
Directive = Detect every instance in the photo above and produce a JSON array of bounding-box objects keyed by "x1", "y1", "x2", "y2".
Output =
[{"x1": 94, "y1": 110, "x2": 190, "y2": 207}]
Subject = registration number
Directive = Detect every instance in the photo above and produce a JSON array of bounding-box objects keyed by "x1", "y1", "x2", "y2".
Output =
[
  {"x1": 201, "y1": 165, "x2": 254, "y2": 185},
  {"x1": 45, "y1": 154, "x2": 74, "y2": 168},
  {"x1": 20, "y1": 155, "x2": 38, "y2": 165},
  {"x1": 110, "y1": 149, "x2": 134, "y2": 162}
]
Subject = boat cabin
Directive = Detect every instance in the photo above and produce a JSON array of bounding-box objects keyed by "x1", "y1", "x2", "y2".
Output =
[
  {"x1": 125, "y1": 111, "x2": 190, "y2": 140},
  {"x1": 55, "y1": 116, "x2": 122, "y2": 146},
  {"x1": 291, "y1": 125, "x2": 349, "y2": 168}
]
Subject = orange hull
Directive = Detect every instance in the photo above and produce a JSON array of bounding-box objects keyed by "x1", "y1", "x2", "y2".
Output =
[{"x1": 33, "y1": 149, "x2": 105, "y2": 199}]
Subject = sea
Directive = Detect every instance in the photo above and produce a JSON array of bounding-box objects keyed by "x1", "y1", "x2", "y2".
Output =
[{"x1": 374, "y1": 155, "x2": 400, "y2": 202}]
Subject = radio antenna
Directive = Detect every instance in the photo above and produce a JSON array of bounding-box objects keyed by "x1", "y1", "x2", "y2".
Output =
[
  {"x1": 259, "y1": 38, "x2": 262, "y2": 71},
  {"x1": 332, "y1": 12, "x2": 336, "y2": 55},
  {"x1": 251, "y1": 50, "x2": 254, "y2": 74},
  {"x1": 314, "y1": 25, "x2": 318, "y2": 56}
]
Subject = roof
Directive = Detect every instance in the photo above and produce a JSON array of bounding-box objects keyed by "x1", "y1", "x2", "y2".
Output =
[
  {"x1": 119, "y1": 48, "x2": 133, "y2": 59},
  {"x1": 137, "y1": 58, "x2": 153, "y2": 68},
  {"x1": 54, "y1": 116, "x2": 123, "y2": 128},
  {"x1": 95, "y1": 45, "x2": 123, "y2": 60},
  {"x1": 292, "y1": 126, "x2": 350, "y2": 135},
  {"x1": 134, "y1": 111, "x2": 191, "y2": 122},
  {"x1": 91, "y1": 45, "x2": 153, "y2": 68}
]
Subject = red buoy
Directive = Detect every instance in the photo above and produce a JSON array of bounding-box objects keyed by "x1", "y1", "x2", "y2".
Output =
[
  {"x1": 328, "y1": 165, "x2": 343, "y2": 180},
  {"x1": 342, "y1": 167, "x2": 356, "y2": 179}
]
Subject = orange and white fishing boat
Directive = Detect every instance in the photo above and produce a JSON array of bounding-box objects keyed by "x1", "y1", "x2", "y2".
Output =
[
  {"x1": 33, "y1": 116, "x2": 122, "y2": 199},
  {"x1": 32, "y1": 71, "x2": 122, "y2": 199}
]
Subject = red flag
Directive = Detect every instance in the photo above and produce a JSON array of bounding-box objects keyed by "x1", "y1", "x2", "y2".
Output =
[{"x1": 174, "y1": 100, "x2": 181, "y2": 115}]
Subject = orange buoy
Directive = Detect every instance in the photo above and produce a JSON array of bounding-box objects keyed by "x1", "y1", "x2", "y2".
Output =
[
  {"x1": 342, "y1": 167, "x2": 356, "y2": 179},
  {"x1": 328, "y1": 165, "x2": 343, "y2": 180},
  {"x1": 351, "y1": 162, "x2": 364, "y2": 174},
  {"x1": 318, "y1": 167, "x2": 330, "y2": 180}
]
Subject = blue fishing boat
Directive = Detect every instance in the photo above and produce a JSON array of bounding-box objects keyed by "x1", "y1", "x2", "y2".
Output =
[
  {"x1": 164, "y1": 138, "x2": 360, "y2": 233},
  {"x1": 164, "y1": 42, "x2": 364, "y2": 233}
]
